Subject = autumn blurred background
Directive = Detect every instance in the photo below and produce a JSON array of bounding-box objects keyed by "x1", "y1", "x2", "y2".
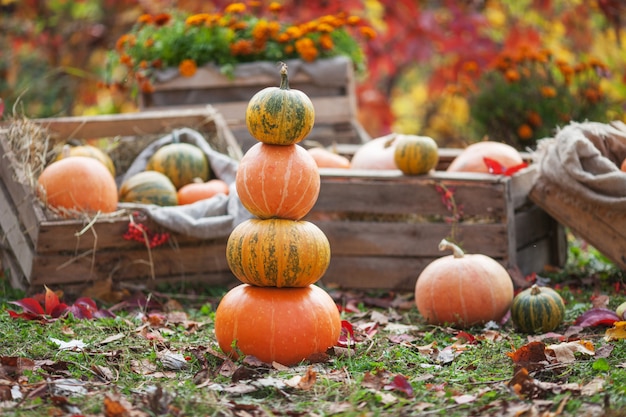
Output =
[{"x1": 1, "y1": 0, "x2": 625, "y2": 150}]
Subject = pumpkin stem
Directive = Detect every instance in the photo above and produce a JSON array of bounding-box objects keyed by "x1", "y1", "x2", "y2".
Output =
[
  {"x1": 279, "y1": 62, "x2": 289, "y2": 90},
  {"x1": 383, "y1": 133, "x2": 397, "y2": 148},
  {"x1": 530, "y1": 284, "x2": 541, "y2": 295},
  {"x1": 438, "y1": 238, "x2": 464, "y2": 258}
]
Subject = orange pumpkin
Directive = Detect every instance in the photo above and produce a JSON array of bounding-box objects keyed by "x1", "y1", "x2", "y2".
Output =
[
  {"x1": 307, "y1": 147, "x2": 351, "y2": 169},
  {"x1": 446, "y1": 141, "x2": 523, "y2": 173},
  {"x1": 414, "y1": 239, "x2": 514, "y2": 328},
  {"x1": 37, "y1": 156, "x2": 118, "y2": 216},
  {"x1": 214, "y1": 284, "x2": 341, "y2": 366},
  {"x1": 236, "y1": 142, "x2": 320, "y2": 220},
  {"x1": 177, "y1": 178, "x2": 230, "y2": 205},
  {"x1": 226, "y1": 218, "x2": 331, "y2": 287},
  {"x1": 350, "y1": 134, "x2": 398, "y2": 170}
]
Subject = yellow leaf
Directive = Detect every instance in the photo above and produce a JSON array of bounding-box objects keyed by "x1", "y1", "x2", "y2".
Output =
[{"x1": 604, "y1": 321, "x2": 626, "y2": 342}]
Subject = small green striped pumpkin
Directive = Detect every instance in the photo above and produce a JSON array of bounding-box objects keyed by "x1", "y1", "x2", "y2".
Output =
[
  {"x1": 226, "y1": 218, "x2": 330, "y2": 287},
  {"x1": 511, "y1": 284, "x2": 565, "y2": 334},
  {"x1": 119, "y1": 170, "x2": 178, "y2": 206},
  {"x1": 146, "y1": 142, "x2": 210, "y2": 189},
  {"x1": 394, "y1": 135, "x2": 439, "y2": 175},
  {"x1": 245, "y1": 63, "x2": 315, "y2": 145}
]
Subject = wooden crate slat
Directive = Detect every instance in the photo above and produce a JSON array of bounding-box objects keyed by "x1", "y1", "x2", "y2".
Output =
[
  {"x1": 0, "y1": 138, "x2": 45, "y2": 244},
  {"x1": 315, "y1": 220, "x2": 509, "y2": 258},
  {"x1": 530, "y1": 179, "x2": 626, "y2": 270},
  {"x1": 0, "y1": 180, "x2": 35, "y2": 282},
  {"x1": 29, "y1": 240, "x2": 232, "y2": 286},
  {"x1": 310, "y1": 175, "x2": 508, "y2": 218}
]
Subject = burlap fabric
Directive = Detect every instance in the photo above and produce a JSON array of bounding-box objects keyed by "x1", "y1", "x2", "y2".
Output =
[
  {"x1": 118, "y1": 128, "x2": 252, "y2": 239},
  {"x1": 534, "y1": 121, "x2": 626, "y2": 208}
]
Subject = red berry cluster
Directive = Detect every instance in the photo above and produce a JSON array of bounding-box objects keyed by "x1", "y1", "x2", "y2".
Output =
[{"x1": 123, "y1": 221, "x2": 170, "y2": 248}]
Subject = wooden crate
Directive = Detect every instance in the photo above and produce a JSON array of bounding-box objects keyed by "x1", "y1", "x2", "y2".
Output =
[
  {"x1": 0, "y1": 108, "x2": 242, "y2": 292},
  {"x1": 529, "y1": 177, "x2": 626, "y2": 271},
  {"x1": 305, "y1": 149, "x2": 568, "y2": 291},
  {"x1": 139, "y1": 57, "x2": 370, "y2": 152}
]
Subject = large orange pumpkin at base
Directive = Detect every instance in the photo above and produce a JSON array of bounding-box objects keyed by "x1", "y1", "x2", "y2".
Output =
[
  {"x1": 414, "y1": 239, "x2": 514, "y2": 328},
  {"x1": 37, "y1": 156, "x2": 118, "y2": 216},
  {"x1": 236, "y1": 142, "x2": 320, "y2": 220},
  {"x1": 214, "y1": 284, "x2": 341, "y2": 366}
]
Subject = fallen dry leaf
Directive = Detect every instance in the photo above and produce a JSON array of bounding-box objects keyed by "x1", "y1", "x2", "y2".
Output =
[
  {"x1": 285, "y1": 366, "x2": 317, "y2": 390},
  {"x1": 604, "y1": 321, "x2": 626, "y2": 341},
  {"x1": 546, "y1": 340, "x2": 595, "y2": 363},
  {"x1": 506, "y1": 341, "x2": 549, "y2": 372},
  {"x1": 580, "y1": 377, "x2": 605, "y2": 396}
]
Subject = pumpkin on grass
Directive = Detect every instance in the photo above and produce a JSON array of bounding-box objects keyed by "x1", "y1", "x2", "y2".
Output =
[
  {"x1": 245, "y1": 62, "x2": 315, "y2": 145},
  {"x1": 146, "y1": 142, "x2": 210, "y2": 189},
  {"x1": 214, "y1": 284, "x2": 341, "y2": 366},
  {"x1": 446, "y1": 141, "x2": 524, "y2": 173},
  {"x1": 394, "y1": 135, "x2": 439, "y2": 175},
  {"x1": 119, "y1": 171, "x2": 178, "y2": 206},
  {"x1": 511, "y1": 284, "x2": 565, "y2": 334},
  {"x1": 37, "y1": 156, "x2": 118, "y2": 216},
  {"x1": 177, "y1": 178, "x2": 229, "y2": 205},
  {"x1": 226, "y1": 218, "x2": 331, "y2": 287},
  {"x1": 414, "y1": 239, "x2": 514, "y2": 328},
  {"x1": 55, "y1": 144, "x2": 116, "y2": 177},
  {"x1": 236, "y1": 142, "x2": 320, "y2": 220}
]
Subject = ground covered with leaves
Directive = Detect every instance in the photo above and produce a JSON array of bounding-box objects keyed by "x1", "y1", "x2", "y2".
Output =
[{"x1": 1, "y1": 259, "x2": 626, "y2": 417}]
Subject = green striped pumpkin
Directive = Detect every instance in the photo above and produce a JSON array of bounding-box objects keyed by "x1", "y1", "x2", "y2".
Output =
[
  {"x1": 394, "y1": 135, "x2": 439, "y2": 175},
  {"x1": 511, "y1": 284, "x2": 565, "y2": 334},
  {"x1": 119, "y1": 170, "x2": 178, "y2": 206},
  {"x1": 226, "y1": 218, "x2": 330, "y2": 287},
  {"x1": 245, "y1": 63, "x2": 315, "y2": 145},
  {"x1": 146, "y1": 142, "x2": 209, "y2": 189}
]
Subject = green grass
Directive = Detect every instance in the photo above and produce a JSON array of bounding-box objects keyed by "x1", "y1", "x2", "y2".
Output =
[{"x1": 1, "y1": 237, "x2": 625, "y2": 416}]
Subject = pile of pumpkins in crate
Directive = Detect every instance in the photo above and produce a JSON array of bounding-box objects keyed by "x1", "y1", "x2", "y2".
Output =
[{"x1": 35, "y1": 63, "x2": 573, "y2": 364}]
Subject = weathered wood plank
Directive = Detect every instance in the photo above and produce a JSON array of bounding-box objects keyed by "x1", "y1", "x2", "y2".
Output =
[{"x1": 529, "y1": 179, "x2": 626, "y2": 270}]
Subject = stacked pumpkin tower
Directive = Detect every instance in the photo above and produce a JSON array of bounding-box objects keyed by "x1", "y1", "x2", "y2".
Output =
[{"x1": 214, "y1": 64, "x2": 341, "y2": 367}]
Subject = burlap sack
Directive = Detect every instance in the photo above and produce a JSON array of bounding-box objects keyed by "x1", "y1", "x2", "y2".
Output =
[
  {"x1": 118, "y1": 127, "x2": 252, "y2": 239},
  {"x1": 534, "y1": 120, "x2": 626, "y2": 208}
]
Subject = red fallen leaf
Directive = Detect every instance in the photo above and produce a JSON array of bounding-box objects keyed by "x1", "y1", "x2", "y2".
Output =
[
  {"x1": 337, "y1": 320, "x2": 356, "y2": 348},
  {"x1": 483, "y1": 157, "x2": 529, "y2": 176},
  {"x1": 384, "y1": 374, "x2": 414, "y2": 398},
  {"x1": 8, "y1": 287, "x2": 113, "y2": 322},
  {"x1": 455, "y1": 331, "x2": 476, "y2": 344},
  {"x1": 506, "y1": 341, "x2": 549, "y2": 372},
  {"x1": 575, "y1": 307, "x2": 620, "y2": 327}
]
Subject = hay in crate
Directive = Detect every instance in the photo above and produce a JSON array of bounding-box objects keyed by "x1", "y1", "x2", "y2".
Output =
[{"x1": 0, "y1": 108, "x2": 243, "y2": 291}]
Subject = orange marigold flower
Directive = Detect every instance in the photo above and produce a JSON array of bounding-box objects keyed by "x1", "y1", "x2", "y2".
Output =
[
  {"x1": 153, "y1": 13, "x2": 171, "y2": 26},
  {"x1": 277, "y1": 33, "x2": 290, "y2": 43},
  {"x1": 517, "y1": 124, "x2": 533, "y2": 140},
  {"x1": 347, "y1": 16, "x2": 361, "y2": 25},
  {"x1": 186, "y1": 13, "x2": 211, "y2": 26},
  {"x1": 540, "y1": 86, "x2": 557, "y2": 98},
  {"x1": 285, "y1": 26, "x2": 303, "y2": 39},
  {"x1": 320, "y1": 34, "x2": 334, "y2": 50},
  {"x1": 178, "y1": 59, "x2": 197, "y2": 77},
  {"x1": 137, "y1": 14, "x2": 153, "y2": 24},
  {"x1": 360, "y1": 26, "x2": 377, "y2": 40},
  {"x1": 504, "y1": 68, "x2": 520, "y2": 82},
  {"x1": 144, "y1": 38, "x2": 154, "y2": 48},
  {"x1": 295, "y1": 38, "x2": 318, "y2": 61},
  {"x1": 526, "y1": 110, "x2": 542, "y2": 127},
  {"x1": 317, "y1": 22, "x2": 334, "y2": 33},
  {"x1": 225, "y1": 2, "x2": 246, "y2": 14},
  {"x1": 139, "y1": 60, "x2": 148, "y2": 69},
  {"x1": 268, "y1": 2, "x2": 282, "y2": 12},
  {"x1": 231, "y1": 39, "x2": 254, "y2": 55},
  {"x1": 116, "y1": 34, "x2": 136, "y2": 51},
  {"x1": 584, "y1": 87, "x2": 602, "y2": 103},
  {"x1": 252, "y1": 20, "x2": 269, "y2": 40},
  {"x1": 268, "y1": 21, "x2": 281, "y2": 38},
  {"x1": 119, "y1": 53, "x2": 133, "y2": 66}
]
